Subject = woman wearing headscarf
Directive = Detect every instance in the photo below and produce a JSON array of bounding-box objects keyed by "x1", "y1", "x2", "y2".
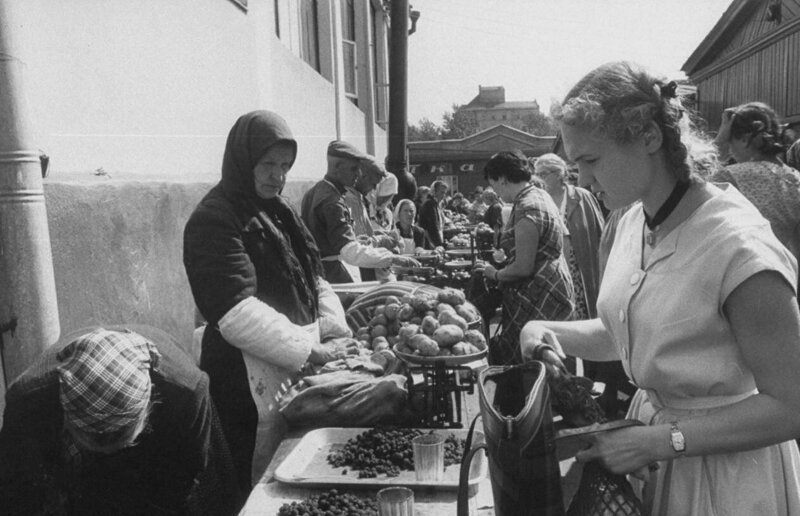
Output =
[
  {"x1": 392, "y1": 198, "x2": 428, "y2": 252},
  {"x1": 0, "y1": 325, "x2": 241, "y2": 515},
  {"x1": 183, "y1": 111, "x2": 355, "y2": 493}
]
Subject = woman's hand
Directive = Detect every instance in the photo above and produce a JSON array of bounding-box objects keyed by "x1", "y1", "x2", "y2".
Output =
[
  {"x1": 573, "y1": 425, "x2": 661, "y2": 478},
  {"x1": 520, "y1": 321, "x2": 565, "y2": 360},
  {"x1": 717, "y1": 108, "x2": 735, "y2": 141},
  {"x1": 714, "y1": 108, "x2": 736, "y2": 158},
  {"x1": 308, "y1": 338, "x2": 360, "y2": 365},
  {"x1": 391, "y1": 255, "x2": 421, "y2": 268},
  {"x1": 473, "y1": 261, "x2": 498, "y2": 282}
]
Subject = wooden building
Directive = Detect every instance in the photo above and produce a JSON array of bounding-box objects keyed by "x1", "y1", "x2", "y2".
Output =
[
  {"x1": 683, "y1": 0, "x2": 800, "y2": 131},
  {"x1": 408, "y1": 124, "x2": 555, "y2": 195}
]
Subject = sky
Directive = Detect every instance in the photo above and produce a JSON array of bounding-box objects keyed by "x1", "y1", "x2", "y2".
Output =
[{"x1": 406, "y1": 0, "x2": 734, "y2": 126}]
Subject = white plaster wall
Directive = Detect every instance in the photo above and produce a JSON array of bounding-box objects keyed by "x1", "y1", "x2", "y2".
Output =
[{"x1": 10, "y1": 0, "x2": 386, "y2": 183}]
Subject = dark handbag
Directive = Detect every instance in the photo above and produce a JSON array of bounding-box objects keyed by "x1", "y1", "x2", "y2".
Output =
[
  {"x1": 458, "y1": 348, "x2": 644, "y2": 516},
  {"x1": 466, "y1": 271, "x2": 503, "y2": 322},
  {"x1": 458, "y1": 361, "x2": 564, "y2": 516}
]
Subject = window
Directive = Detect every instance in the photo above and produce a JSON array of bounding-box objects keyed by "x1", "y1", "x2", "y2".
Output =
[
  {"x1": 341, "y1": 0, "x2": 358, "y2": 105},
  {"x1": 299, "y1": 0, "x2": 320, "y2": 72}
]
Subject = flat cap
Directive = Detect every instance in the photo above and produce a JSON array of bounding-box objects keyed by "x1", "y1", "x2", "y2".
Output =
[{"x1": 327, "y1": 140, "x2": 368, "y2": 161}]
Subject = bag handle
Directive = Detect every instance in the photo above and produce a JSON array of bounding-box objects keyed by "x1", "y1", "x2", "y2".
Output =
[{"x1": 457, "y1": 414, "x2": 487, "y2": 516}]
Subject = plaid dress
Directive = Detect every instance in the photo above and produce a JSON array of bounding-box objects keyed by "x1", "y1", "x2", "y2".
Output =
[{"x1": 493, "y1": 185, "x2": 575, "y2": 365}]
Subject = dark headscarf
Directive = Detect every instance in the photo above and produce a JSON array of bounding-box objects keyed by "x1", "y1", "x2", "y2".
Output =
[{"x1": 220, "y1": 110, "x2": 323, "y2": 310}]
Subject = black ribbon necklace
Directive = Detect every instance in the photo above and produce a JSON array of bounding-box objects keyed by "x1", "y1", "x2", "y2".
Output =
[
  {"x1": 643, "y1": 180, "x2": 690, "y2": 245},
  {"x1": 643, "y1": 180, "x2": 691, "y2": 230}
]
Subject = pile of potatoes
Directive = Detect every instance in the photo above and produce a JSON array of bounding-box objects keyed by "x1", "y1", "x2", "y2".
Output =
[{"x1": 354, "y1": 288, "x2": 487, "y2": 358}]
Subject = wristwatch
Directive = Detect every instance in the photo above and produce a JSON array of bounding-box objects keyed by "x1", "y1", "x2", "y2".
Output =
[{"x1": 669, "y1": 422, "x2": 686, "y2": 454}]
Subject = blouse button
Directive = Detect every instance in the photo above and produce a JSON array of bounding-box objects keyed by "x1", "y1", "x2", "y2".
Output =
[
  {"x1": 618, "y1": 309, "x2": 625, "y2": 323},
  {"x1": 630, "y1": 272, "x2": 640, "y2": 285}
]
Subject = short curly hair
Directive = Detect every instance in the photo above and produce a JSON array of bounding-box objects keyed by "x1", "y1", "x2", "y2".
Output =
[{"x1": 483, "y1": 150, "x2": 532, "y2": 184}]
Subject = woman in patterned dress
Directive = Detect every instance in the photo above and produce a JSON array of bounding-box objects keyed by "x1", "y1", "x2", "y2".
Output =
[
  {"x1": 474, "y1": 150, "x2": 575, "y2": 367},
  {"x1": 521, "y1": 62, "x2": 800, "y2": 515},
  {"x1": 711, "y1": 102, "x2": 800, "y2": 262}
]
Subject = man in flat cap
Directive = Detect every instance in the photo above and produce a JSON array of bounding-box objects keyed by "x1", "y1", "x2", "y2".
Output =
[
  {"x1": 0, "y1": 325, "x2": 242, "y2": 515},
  {"x1": 343, "y1": 155, "x2": 403, "y2": 281},
  {"x1": 301, "y1": 140, "x2": 419, "y2": 283}
]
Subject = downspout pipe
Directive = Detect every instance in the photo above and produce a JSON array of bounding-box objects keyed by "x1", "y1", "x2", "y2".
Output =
[
  {"x1": 386, "y1": 0, "x2": 417, "y2": 201},
  {"x1": 0, "y1": 2, "x2": 60, "y2": 384}
]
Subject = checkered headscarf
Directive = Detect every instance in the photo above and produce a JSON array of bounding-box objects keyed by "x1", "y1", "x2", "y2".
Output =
[{"x1": 57, "y1": 328, "x2": 160, "y2": 435}]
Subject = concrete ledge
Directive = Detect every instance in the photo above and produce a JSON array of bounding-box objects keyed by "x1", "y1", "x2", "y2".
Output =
[{"x1": 44, "y1": 176, "x2": 315, "y2": 357}]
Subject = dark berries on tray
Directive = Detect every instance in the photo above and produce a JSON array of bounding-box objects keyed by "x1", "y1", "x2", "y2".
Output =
[
  {"x1": 326, "y1": 427, "x2": 465, "y2": 478},
  {"x1": 277, "y1": 489, "x2": 377, "y2": 516}
]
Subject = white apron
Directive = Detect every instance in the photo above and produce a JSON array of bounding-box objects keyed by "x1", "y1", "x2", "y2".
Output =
[{"x1": 242, "y1": 320, "x2": 319, "y2": 484}]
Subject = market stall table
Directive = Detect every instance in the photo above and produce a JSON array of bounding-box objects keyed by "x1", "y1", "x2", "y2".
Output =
[
  {"x1": 239, "y1": 377, "x2": 584, "y2": 515},
  {"x1": 239, "y1": 390, "x2": 496, "y2": 515}
]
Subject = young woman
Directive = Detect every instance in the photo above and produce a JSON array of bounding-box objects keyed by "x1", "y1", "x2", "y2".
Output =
[{"x1": 521, "y1": 62, "x2": 800, "y2": 515}]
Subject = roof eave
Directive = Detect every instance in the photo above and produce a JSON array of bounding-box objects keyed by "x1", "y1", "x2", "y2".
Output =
[{"x1": 682, "y1": 0, "x2": 754, "y2": 75}]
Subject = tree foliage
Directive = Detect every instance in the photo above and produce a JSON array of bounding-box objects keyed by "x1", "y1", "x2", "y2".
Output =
[
  {"x1": 408, "y1": 117, "x2": 441, "y2": 142},
  {"x1": 408, "y1": 102, "x2": 555, "y2": 142},
  {"x1": 441, "y1": 104, "x2": 479, "y2": 140},
  {"x1": 521, "y1": 110, "x2": 558, "y2": 136}
]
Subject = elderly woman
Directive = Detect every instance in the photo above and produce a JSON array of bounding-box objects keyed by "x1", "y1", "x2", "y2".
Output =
[
  {"x1": 711, "y1": 102, "x2": 800, "y2": 262},
  {"x1": 392, "y1": 198, "x2": 428, "y2": 253},
  {"x1": 184, "y1": 111, "x2": 356, "y2": 493},
  {"x1": 534, "y1": 153, "x2": 605, "y2": 320},
  {"x1": 475, "y1": 150, "x2": 575, "y2": 368},
  {"x1": 522, "y1": 61, "x2": 800, "y2": 515},
  {"x1": 0, "y1": 325, "x2": 241, "y2": 515}
]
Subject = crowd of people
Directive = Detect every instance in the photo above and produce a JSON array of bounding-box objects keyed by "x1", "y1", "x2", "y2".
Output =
[{"x1": 2, "y1": 59, "x2": 800, "y2": 515}]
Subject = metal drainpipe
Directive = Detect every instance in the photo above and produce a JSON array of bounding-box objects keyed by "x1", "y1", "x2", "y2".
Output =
[
  {"x1": 0, "y1": 2, "x2": 60, "y2": 385},
  {"x1": 386, "y1": 0, "x2": 417, "y2": 201}
]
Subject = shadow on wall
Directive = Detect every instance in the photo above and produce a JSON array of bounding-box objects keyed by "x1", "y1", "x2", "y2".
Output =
[{"x1": 44, "y1": 178, "x2": 315, "y2": 362}]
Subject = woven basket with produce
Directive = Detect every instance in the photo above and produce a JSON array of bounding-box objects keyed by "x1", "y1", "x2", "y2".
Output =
[{"x1": 345, "y1": 282, "x2": 486, "y2": 365}]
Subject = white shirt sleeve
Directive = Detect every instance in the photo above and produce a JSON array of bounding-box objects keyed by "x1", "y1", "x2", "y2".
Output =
[
  {"x1": 317, "y1": 277, "x2": 352, "y2": 340},
  {"x1": 218, "y1": 296, "x2": 313, "y2": 371},
  {"x1": 339, "y1": 240, "x2": 395, "y2": 268}
]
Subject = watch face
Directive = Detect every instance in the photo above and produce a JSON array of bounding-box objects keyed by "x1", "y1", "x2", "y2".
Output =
[{"x1": 671, "y1": 429, "x2": 686, "y2": 452}]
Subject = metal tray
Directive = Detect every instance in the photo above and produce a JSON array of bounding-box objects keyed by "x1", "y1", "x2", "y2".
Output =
[
  {"x1": 274, "y1": 427, "x2": 487, "y2": 490},
  {"x1": 393, "y1": 344, "x2": 487, "y2": 366}
]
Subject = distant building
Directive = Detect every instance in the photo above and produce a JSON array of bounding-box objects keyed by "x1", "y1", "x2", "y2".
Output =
[
  {"x1": 458, "y1": 86, "x2": 544, "y2": 132},
  {"x1": 682, "y1": 0, "x2": 800, "y2": 132},
  {"x1": 408, "y1": 124, "x2": 556, "y2": 195}
]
